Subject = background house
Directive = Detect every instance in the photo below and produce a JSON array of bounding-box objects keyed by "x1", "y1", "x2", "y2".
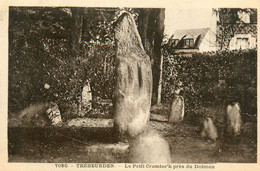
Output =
[
  {"x1": 229, "y1": 34, "x2": 257, "y2": 50},
  {"x1": 166, "y1": 8, "x2": 257, "y2": 53},
  {"x1": 169, "y1": 28, "x2": 217, "y2": 53},
  {"x1": 216, "y1": 8, "x2": 257, "y2": 50}
]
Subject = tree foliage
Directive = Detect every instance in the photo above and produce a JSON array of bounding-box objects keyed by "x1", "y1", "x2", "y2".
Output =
[
  {"x1": 9, "y1": 7, "x2": 164, "y2": 119},
  {"x1": 8, "y1": 7, "x2": 117, "y2": 119}
]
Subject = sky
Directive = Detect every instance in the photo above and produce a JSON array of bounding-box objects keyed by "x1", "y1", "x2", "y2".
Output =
[{"x1": 164, "y1": 8, "x2": 214, "y2": 37}]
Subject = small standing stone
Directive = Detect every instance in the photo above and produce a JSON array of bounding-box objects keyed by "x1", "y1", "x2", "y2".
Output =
[
  {"x1": 200, "y1": 117, "x2": 218, "y2": 141},
  {"x1": 225, "y1": 102, "x2": 242, "y2": 137},
  {"x1": 168, "y1": 95, "x2": 185, "y2": 123},
  {"x1": 46, "y1": 102, "x2": 62, "y2": 126},
  {"x1": 129, "y1": 130, "x2": 171, "y2": 163},
  {"x1": 113, "y1": 12, "x2": 152, "y2": 138},
  {"x1": 81, "y1": 81, "x2": 92, "y2": 112}
]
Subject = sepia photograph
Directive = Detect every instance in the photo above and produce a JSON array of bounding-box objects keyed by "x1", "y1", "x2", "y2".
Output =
[{"x1": 1, "y1": 0, "x2": 259, "y2": 170}]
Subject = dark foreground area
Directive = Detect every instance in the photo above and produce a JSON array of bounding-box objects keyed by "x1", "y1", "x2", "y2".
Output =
[{"x1": 8, "y1": 119, "x2": 257, "y2": 163}]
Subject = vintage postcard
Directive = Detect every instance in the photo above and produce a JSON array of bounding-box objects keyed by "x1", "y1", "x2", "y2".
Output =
[{"x1": 0, "y1": 0, "x2": 259, "y2": 170}]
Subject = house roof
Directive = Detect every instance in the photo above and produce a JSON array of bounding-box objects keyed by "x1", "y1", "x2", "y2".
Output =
[
  {"x1": 172, "y1": 28, "x2": 209, "y2": 40},
  {"x1": 171, "y1": 28, "x2": 210, "y2": 49}
]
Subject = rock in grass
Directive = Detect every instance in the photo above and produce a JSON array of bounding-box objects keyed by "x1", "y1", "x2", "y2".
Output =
[{"x1": 113, "y1": 12, "x2": 152, "y2": 138}]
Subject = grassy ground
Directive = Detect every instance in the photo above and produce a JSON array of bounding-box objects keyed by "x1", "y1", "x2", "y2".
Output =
[{"x1": 8, "y1": 105, "x2": 257, "y2": 163}]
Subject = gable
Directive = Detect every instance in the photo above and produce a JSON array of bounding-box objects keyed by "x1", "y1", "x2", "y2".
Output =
[{"x1": 170, "y1": 28, "x2": 210, "y2": 49}]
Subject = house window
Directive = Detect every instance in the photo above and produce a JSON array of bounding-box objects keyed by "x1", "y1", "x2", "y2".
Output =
[
  {"x1": 184, "y1": 38, "x2": 194, "y2": 47},
  {"x1": 171, "y1": 39, "x2": 179, "y2": 46},
  {"x1": 236, "y1": 37, "x2": 249, "y2": 49}
]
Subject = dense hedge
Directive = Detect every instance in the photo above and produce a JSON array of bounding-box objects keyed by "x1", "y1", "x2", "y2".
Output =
[{"x1": 162, "y1": 49, "x2": 257, "y2": 116}]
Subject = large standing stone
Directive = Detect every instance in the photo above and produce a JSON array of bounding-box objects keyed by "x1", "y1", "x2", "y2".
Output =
[
  {"x1": 225, "y1": 102, "x2": 242, "y2": 137},
  {"x1": 81, "y1": 81, "x2": 92, "y2": 112},
  {"x1": 129, "y1": 130, "x2": 171, "y2": 163},
  {"x1": 113, "y1": 12, "x2": 152, "y2": 138},
  {"x1": 200, "y1": 117, "x2": 218, "y2": 141},
  {"x1": 168, "y1": 95, "x2": 185, "y2": 123}
]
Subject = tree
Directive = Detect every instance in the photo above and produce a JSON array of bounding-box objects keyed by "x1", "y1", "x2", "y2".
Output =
[
  {"x1": 68, "y1": 8, "x2": 84, "y2": 115},
  {"x1": 8, "y1": 7, "x2": 73, "y2": 114},
  {"x1": 136, "y1": 8, "x2": 165, "y2": 105}
]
